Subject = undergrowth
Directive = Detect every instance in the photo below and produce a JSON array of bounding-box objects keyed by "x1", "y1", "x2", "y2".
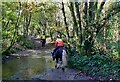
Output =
[{"x1": 68, "y1": 48, "x2": 120, "y2": 80}]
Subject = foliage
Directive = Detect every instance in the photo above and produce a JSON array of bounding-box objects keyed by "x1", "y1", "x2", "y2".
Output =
[
  {"x1": 68, "y1": 49, "x2": 120, "y2": 80},
  {"x1": 2, "y1": 2, "x2": 58, "y2": 56},
  {"x1": 17, "y1": 35, "x2": 34, "y2": 49},
  {"x1": 2, "y1": 35, "x2": 34, "y2": 56}
]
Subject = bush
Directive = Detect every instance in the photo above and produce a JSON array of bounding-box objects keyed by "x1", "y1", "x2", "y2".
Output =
[
  {"x1": 17, "y1": 35, "x2": 34, "y2": 49},
  {"x1": 68, "y1": 49, "x2": 120, "y2": 80}
]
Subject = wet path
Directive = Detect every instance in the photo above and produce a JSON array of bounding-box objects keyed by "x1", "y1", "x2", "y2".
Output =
[
  {"x1": 32, "y1": 68, "x2": 91, "y2": 80},
  {"x1": 2, "y1": 46, "x2": 91, "y2": 80},
  {"x1": 2, "y1": 38, "x2": 92, "y2": 80},
  {"x1": 2, "y1": 42, "x2": 56, "y2": 80}
]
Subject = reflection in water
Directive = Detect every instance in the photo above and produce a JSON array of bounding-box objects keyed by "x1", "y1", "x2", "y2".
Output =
[{"x1": 2, "y1": 53, "x2": 55, "y2": 80}]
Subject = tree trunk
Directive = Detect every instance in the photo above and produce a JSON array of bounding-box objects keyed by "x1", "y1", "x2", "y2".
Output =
[
  {"x1": 94, "y1": 1, "x2": 98, "y2": 20},
  {"x1": 83, "y1": 2, "x2": 88, "y2": 54},
  {"x1": 103, "y1": 17, "x2": 107, "y2": 50},
  {"x1": 89, "y1": 1, "x2": 94, "y2": 21},
  {"x1": 43, "y1": 22, "x2": 47, "y2": 35},
  {"x1": 23, "y1": 15, "x2": 26, "y2": 36},
  {"x1": 50, "y1": 29, "x2": 53, "y2": 41},
  {"x1": 75, "y1": 2, "x2": 82, "y2": 44},
  {"x1": 23, "y1": 12, "x2": 32, "y2": 36},
  {"x1": 96, "y1": 0, "x2": 106, "y2": 19},
  {"x1": 84, "y1": 2, "x2": 88, "y2": 29},
  {"x1": 69, "y1": 2, "x2": 79, "y2": 37},
  {"x1": 61, "y1": 2, "x2": 70, "y2": 38}
]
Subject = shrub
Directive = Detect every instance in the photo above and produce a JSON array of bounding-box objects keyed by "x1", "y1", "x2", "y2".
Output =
[{"x1": 68, "y1": 49, "x2": 120, "y2": 80}]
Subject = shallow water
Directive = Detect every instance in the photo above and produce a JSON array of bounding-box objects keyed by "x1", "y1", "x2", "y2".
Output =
[{"x1": 2, "y1": 50, "x2": 55, "y2": 80}]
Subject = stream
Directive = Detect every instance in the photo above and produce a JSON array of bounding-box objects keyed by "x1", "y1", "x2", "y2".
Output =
[
  {"x1": 2, "y1": 48, "x2": 92, "y2": 80},
  {"x1": 2, "y1": 49, "x2": 56, "y2": 80}
]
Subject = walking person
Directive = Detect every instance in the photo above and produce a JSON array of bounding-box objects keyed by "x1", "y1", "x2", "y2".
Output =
[{"x1": 41, "y1": 34, "x2": 46, "y2": 47}]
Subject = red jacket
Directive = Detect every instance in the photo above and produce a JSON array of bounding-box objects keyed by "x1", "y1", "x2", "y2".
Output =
[{"x1": 55, "y1": 38, "x2": 64, "y2": 47}]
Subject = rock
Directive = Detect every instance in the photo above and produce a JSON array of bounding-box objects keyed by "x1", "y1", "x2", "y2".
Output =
[
  {"x1": 17, "y1": 57, "x2": 20, "y2": 59},
  {"x1": 6, "y1": 56, "x2": 9, "y2": 59}
]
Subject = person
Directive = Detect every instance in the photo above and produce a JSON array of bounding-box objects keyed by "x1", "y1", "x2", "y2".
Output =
[
  {"x1": 52, "y1": 35, "x2": 64, "y2": 60},
  {"x1": 41, "y1": 34, "x2": 46, "y2": 47}
]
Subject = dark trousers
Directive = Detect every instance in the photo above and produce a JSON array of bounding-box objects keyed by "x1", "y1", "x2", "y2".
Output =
[
  {"x1": 53, "y1": 47, "x2": 59, "y2": 54},
  {"x1": 53, "y1": 46, "x2": 63, "y2": 56},
  {"x1": 52, "y1": 46, "x2": 59, "y2": 60},
  {"x1": 52, "y1": 46, "x2": 63, "y2": 62},
  {"x1": 41, "y1": 39, "x2": 46, "y2": 47}
]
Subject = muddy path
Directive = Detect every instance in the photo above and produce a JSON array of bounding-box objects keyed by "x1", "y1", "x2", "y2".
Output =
[
  {"x1": 2, "y1": 38, "x2": 92, "y2": 80},
  {"x1": 32, "y1": 67, "x2": 92, "y2": 80}
]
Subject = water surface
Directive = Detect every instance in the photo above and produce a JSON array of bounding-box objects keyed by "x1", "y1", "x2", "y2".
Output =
[{"x1": 2, "y1": 49, "x2": 55, "y2": 80}]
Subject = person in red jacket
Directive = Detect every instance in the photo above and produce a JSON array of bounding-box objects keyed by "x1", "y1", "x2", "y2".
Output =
[{"x1": 52, "y1": 35, "x2": 64, "y2": 60}]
